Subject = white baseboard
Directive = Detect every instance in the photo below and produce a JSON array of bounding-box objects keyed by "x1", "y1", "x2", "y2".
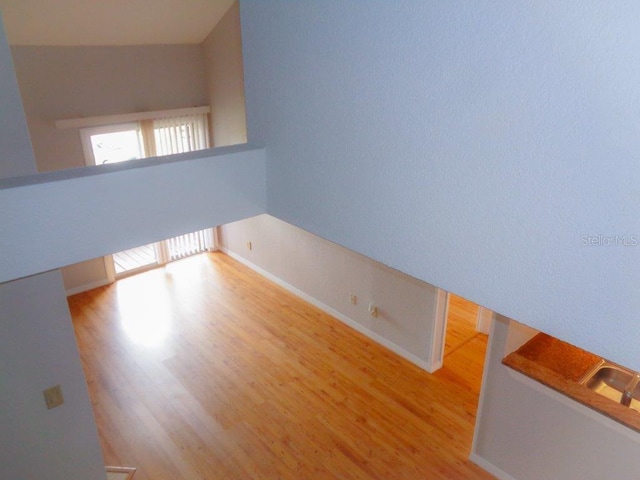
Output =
[
  {"x1": 65, "y1": 278, "x2": 112, "y2": 296},
  {"x1": 469, "y1": 453, "x2": 518, "y2": 480},
  {"x1": 221, "y1": 248, "x2": 433, "y2": 372},
  {"x1": 427, "y1": 359, "x2": 442, "y2": 373}
]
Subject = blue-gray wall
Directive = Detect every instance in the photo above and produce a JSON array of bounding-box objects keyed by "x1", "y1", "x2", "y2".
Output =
[{"x1": 240, "y1": 1, "x2": 640, "y2": 368}]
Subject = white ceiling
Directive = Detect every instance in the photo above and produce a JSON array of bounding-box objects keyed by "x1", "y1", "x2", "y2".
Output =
[{"x1": 0, "y1": 0, "x2": 236, "y2": 46}]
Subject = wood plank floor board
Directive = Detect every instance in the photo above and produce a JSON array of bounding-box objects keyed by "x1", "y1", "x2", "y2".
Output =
[
  {"x1": 69, "y1": 252, "x2": 494, "y2": 479},
  {"x1": 445, "y1": 293, "x2": 480, "y2": 354}
]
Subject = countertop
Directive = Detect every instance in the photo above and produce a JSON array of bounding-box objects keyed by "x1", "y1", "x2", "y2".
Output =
[{"x1": 502, "y1": 333, "x2": 640, "y2": 433}]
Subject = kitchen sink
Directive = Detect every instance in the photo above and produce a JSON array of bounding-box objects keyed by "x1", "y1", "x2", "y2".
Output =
[
  {"x1": 631, "y1": 384, "x2": 640, "y2": 413},
  {"x1": 581, "y1": 360, "x2": 640, "y2": 410}
]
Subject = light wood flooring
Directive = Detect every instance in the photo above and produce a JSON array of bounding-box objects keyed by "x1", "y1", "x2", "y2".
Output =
[
  {"x1": 445, "y1": 294, "x2": 481, "y2": 356},
  {"x1": 69, "y1": 252, "x2": 493, "y2": 480}
]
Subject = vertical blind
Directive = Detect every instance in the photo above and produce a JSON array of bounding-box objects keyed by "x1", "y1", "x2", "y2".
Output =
[
  {"x1": 166, "y1": 229, "x2": 214, "y2": 261},
  {"x1": 153, "y1": 114, "x2": 210, "y2": 156},
  {"x1": 151, "y1": 113, "x2": 212, "y2": 261}
]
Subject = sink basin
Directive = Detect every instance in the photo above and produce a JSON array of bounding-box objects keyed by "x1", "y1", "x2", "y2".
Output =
[
  {"x1": 582, "y1": 364, "x2": 633, "y2": 403},
  {"x1": 630, "y1": 383, "x2": 640, "y2": 413},
  {"x1": 580, "y1": 360, "x2": 640, "y2": 410}
]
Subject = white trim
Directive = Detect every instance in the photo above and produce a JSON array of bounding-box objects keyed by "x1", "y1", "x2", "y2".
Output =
[
  {"x1": 428, "y1": 289, "x2": 449, "y2": 373},
  {"x1": 221, "y1": 247, "x2": 433, "y2": 372},
  {"x1": 471, "y1": 319, "x2": 498, "y2": 451},
  {"x1": 210, "y1": 226, "x2": 220, "y2": 251},
  {"x1": 428, "y1": 359, "x2": 443, "y2": 373},
  {"x1": 104, "y1": 254, "x2": 116, "y2": 283},
  {"x1": 155, "y1": 240, "x2": 170, "y2": 265},
  {"x1": 105, "y1": 466, "x2": 136, "y2": 480},
  {"x1": 476, "y1": 306, "x2": 493, "y2": 335},
  {"x1": 470, "y1": 325, "x2": 518, "y2": 480},
  {"x1": 56, "y1": 106, "x2": 211, "y2": 129},
  {"x1": 468, "y1": 453, "x2": 518, "y2": 480},
  {"x1": 65, "y1": 278, "x2": 112, "y2": 296}
]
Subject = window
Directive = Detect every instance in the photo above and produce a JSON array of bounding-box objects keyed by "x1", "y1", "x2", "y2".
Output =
[
  {"x1": 79, "y1": 110, "x2": 209, "y2": 165},
  {"x1": 80, "y1": 123, "x2": 144, "y2": 165}
]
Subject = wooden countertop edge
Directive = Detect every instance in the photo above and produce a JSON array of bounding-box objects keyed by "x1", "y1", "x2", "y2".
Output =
[{"x1": 503, "y1": 352, "x2": 640, "y2": 434}]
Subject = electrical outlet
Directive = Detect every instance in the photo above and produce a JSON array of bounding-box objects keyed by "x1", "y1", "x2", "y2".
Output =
[
  {"x1": 368, "y1": 303, "x2": 378, "y2": 318},
  {"x1": 350, "y1": 294, "x2": 357, "y2": 305},
  {"x1": 43, "y1": 385, "x2": 64, "y2": 410}
]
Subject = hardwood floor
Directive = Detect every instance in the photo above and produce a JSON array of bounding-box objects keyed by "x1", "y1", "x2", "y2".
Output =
[
  {"x1": 445, "y1": 294, "x2": 481, "y2": 356},
  {"x1": 69, "y1": 252, "x2": 493, "y2": 479}
]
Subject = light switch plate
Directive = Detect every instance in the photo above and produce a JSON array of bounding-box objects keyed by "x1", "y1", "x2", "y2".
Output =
[{"x1": 43, "y1": 385, "x2": 64, "y2": 409}]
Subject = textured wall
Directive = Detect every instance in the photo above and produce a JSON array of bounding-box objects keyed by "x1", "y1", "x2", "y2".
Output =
[
  {"x1": 0, "y1": 17, "x2": 105, "y2": 480},
  {"x1": 0, "y1": 145, "x2": 267, "y2": 283},
  {"x1": 240, "y1": 1, "x2": 640, "y2": 369},
  {"x1": 0, "y1": 271, "x2": 106, "y2": 480}
]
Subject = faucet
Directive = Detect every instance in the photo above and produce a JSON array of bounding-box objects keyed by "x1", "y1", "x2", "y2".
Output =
[{"x1": 621, "y1": 374, "x2": 640, "y2": 407}]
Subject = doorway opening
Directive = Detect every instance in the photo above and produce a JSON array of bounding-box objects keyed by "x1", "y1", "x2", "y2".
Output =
[
  {"x1": 430, "y1": 290, "x2": 492, "y2": 372},
  {"x1": 110, "y1": 229, "x2": 214, "y2": 279},
  {"x1": 445, "y1": 293, "x2": 484, "y2": 356}
]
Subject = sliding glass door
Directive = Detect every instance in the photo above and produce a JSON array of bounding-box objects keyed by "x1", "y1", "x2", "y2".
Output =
[
  {"x1": 81, "y1": 123, "x2": 159, "y2": 277},
  {"x1": 80, "y1": 117, "x2": 212, "y2": 279}
]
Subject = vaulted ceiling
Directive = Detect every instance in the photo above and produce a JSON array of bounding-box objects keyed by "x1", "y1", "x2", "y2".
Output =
[{"x1": 0, "y1": 0, "x2": 235, "y2": 45}]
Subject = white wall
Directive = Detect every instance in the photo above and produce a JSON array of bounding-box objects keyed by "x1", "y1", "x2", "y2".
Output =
[
  {"x1": 219, "y1": 214, "x2": 438, "y2": 369},
  {"x1": 0, "y1": 13, "x2": 35, "y2": 178},
  {"x1": 202, "y1": 1, "x2": 247, "y2": 147},
  {"x1": 472, "y1": 316, "x2": 640, "y2": 479},
  {"x1": 0, "y1": 270, "x2": 106, "y2": 480},
  {"x1": 62, "y1": 258, "x2": 109, "y2": 295},
  {"x1": 240, "y1": 1, "x2": 640, "y2": 371},
  {"x1": 0, "y1": 145, "x2": 267, "y2": 284}
]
